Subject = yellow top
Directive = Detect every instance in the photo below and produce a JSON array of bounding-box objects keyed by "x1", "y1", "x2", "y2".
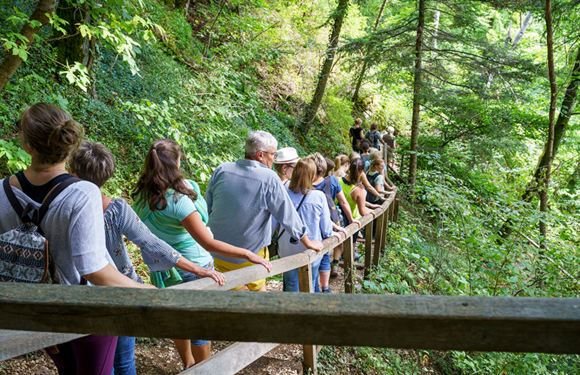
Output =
[{"x1": 336, "y1": 177, "x2": 361, "y2": 220}]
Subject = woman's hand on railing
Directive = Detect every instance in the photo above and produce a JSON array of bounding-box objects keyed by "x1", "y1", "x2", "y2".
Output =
[
  {"x1": 246, "y1": 251, "x2": 273, "y2": 272},
  {"x1": 352, "y1": 219, "x2": 362, "y2": 229},
  {"x1": 333, "y1": 226, "x2": 349, "y2": 238},
  {"x1": 195, "y1": 267, "x2": 226, "y2": 286}
]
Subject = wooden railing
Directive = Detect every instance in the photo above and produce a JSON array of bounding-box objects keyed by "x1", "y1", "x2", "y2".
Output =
[
  {"x1": 0, "y1": 186, "x2": 399, "y2": 374},
  {"x1": 1, "y1": 179, "x2": 580, "y2": 374}
]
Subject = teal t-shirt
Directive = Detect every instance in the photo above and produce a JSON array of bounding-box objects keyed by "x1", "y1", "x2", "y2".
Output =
[{"x1": 134, "y1": 180, "x2": 214, "y2": 267}]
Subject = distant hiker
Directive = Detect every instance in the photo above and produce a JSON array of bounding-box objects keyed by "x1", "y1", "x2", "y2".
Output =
[
  {"x1": 360, "y1": 140, "x2": 371, "y2": 167},
  {"x1": 349, "y1": 118, "x2": 364, "y2": 153},
  {"x1": 273, "y1": 147, "x2": 300, "y2": 189},
  {"x1": 333, "y1": 154, "x2": 349, "y2": 179},
  {"x1": 308, "y1": 153, "x2": 356, "y2": 292},
  {"x1": 349, "y1": 151, "x2": 385, "y2": 203},
  {"x1": 132, "y1": 139, "x2": 270, "y2": 369},
  {"x1": 333, "y1": 159, "x2": 381, "y2": 267},
  {"x1": 365, "y1": 123, "x2": 383, "y2": 150},
  {"x1": 205, "y1": 131, "x2": 323, "y2": 292},
  {"x1": 366, "y1": 158, "x2": 394, "y2": 205},
  {"x1": 383, "y1": 126, "x2": 397, "y2": 168},
  {"x1": 0, "y1": 103, "x2": 153, "y2": 375},
  {"x1": 69, "y1": 141, "x2": 226, "y2": 375},
  {"x1": 276, "y1": 158, "x2": 340, "y2": 292}
]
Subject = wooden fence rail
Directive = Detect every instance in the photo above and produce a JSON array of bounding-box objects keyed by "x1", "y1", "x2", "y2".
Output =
[{"x1": 0, "y1": 187, "x2": 399, "y2": 375}]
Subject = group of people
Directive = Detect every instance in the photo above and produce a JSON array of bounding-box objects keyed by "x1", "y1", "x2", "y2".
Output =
[
  {"x1": 349, "y1": 118, "x2": 398, "y2": 169},
  {"x1": 0, "y1": 103, "x2": 395, "y2": 375}
]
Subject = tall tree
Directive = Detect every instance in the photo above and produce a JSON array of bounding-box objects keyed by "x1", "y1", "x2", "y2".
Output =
[
  {"x1": 0, "y1": 0, "x2": 56, "y2": 92},
  {"x1": 300, "y1": 0, "x2": 349, "y2": 136},
  {"x1": 407, "y1": 0, "x2": 426, "y2": 186},
  {"x1": 499, "y1": 47, "x2": 580, "y2": 239},
  {"x1": 54, "y1": 1, "x2": 95, "y2": 70},
  {"x1": 351, "y1": 0, "x2": 388, "y2": 104}
]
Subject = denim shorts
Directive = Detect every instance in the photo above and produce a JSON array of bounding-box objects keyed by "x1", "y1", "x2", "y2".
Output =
[
  {"x1": 177, "y1": 262, "x2": 213, "y2": 346},
  {"x1": 319, "y1": 252, "x2": 331, "y2": 272}
]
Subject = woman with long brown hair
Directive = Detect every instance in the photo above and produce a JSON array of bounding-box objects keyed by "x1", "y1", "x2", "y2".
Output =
[{"x1": 132, "y1": 139, "x2": 272, "y2": 369}]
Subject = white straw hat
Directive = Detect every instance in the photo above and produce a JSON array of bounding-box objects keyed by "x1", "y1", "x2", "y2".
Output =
[{"x1": 274, "y1": 147, "x2": 300, "y2": 164}]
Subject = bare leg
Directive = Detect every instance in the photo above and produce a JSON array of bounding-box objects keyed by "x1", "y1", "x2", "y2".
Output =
[
  {"x1": 191, "y1": 342, "x2": 211, "y2": 364},
  {"x1": 320, "y1": 270, "x2": 330, "y2": 288},
  {"x1": 174, "y1": 339, "x2": 194, "y2": 368},
  {"x1": 254, "y1": 284, "x2": 267, "y2": 292},
  {"x1": 333, "y1": 243, "x2": 343, "y2": 262}
]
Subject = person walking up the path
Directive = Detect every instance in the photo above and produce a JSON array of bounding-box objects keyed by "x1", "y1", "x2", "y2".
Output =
[
  {"x1": 205, "y1": 131, "x2": 323, "y2": 292},
  {"x1": 365, "y1": 123, "x2": 383, "y2": 150},
  {"x1": 349, "y1": 118, "x2": 364, "y2": 153}
]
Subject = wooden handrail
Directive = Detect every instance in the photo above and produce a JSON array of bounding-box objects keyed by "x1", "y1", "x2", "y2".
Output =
[{"x1": 0, "y1": 285, "x2": 579, "y2": 354}]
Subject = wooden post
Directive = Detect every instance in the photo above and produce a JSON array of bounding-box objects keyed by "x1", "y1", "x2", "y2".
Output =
[
  {"x1": 364, "y1": 220, "x2": 374, "y2": 278},
  {"x1": 298, "y1": 262, "x2": 317, "y2": 375},
  {"x1": 393, "y1": 197, "x2": 400, "y2": 223},
  {"x1": 373, "y1": 213, "x2": 385, "y2": 267},
  {"x1": 385, "y1": 203, "x2": 394, "y2": 245},
  {"x1": 343, "y1": 235, "x2": 355, "y2": 294}
]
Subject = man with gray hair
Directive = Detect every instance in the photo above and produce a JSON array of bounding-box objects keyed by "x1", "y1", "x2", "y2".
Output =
[{"x1": 205, "y1": 130, "x2": 323, "y2": 291}]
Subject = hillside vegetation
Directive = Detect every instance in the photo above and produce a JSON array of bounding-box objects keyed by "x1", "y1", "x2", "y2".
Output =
[{"x1": 1, "y1": 0, "x2": 580, "y2": 373}]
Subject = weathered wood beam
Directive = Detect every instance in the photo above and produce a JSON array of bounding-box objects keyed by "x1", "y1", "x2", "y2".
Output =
[
  {"x1": 181, "y1": 342, "x2": 278, "y2": 375},
  {"x1": 1, "y1": 285, "x2": 580, "y2": 354},
  {"x1": 0, "y1": 330, "x2": 82, "y2": 361}
]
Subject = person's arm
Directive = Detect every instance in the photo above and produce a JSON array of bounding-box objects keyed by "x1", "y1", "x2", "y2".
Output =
[
  {"x1": 319, "y1": 194, "x2": 334, "y2": 239},
  {"x1": 360, "y1": 173, "x2": 386, "y2": 201},
  {"x1": 336, "y1": 191, "x2": 360, "y2": 228},
  {"x1": 175, "y1": 257, "x2": 226, "y2": 285},
  {"x1": 353, "y1": 187, "x2": 374, "y2": 217},
  {"x1": 83, "y1": 264, "x2": 156, "y2": 288},
  {"x1": 375, "y1": 182, "x2": 391, "y2": 196},
  {"x1": 267, "y1": 182, "x2": 323, "y2": 251},
  {"x1": 181, "y1": 211, "x2": 272, "y2": 272}
]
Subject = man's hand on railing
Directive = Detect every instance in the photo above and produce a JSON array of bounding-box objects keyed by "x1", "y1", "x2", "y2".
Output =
[
  {"x1": 195, "y1": 267, "x2": 227, "y2": 286},
  {"x1": 247, "y1": 252, "x2": 273, "y2": 272},
  {"x1": 352, "y1": 219, "x2": 362, "y2": 228},
  {"x1": 303, "y1": 239, "x2": 324, "y2": 252}
]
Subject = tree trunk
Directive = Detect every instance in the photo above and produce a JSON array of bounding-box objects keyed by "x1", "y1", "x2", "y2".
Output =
[
  {"x1": 351, "y1": 0, "x2": 388, "y2": 104},
  {"x1": 487, "y1": 22, "x2": 511, "y2": 90},
  {"x1": 512, "y1": 12, "x2": 532, "y2": 49},
  {"x1": 0, "y1": 0, "x2": 56, "y2": 92},
  {"x1": 539, "y1": 0, "x2": 557, "y2": 247},
  {"x1": 498, "y1": 47, "x2": 580, "y2": 240},
  {"x1": 300, "y1": 0, "x2": 349, "y2": 135},
  {"x1": 54, "y1": 2, "x2": 94, "y2": 69},
  {"x1": 407, "y1": 0, "x2": 426, "y2": 186},
  {"x1": 433, "y1": 9, "x2": 440, "y2": 50}
]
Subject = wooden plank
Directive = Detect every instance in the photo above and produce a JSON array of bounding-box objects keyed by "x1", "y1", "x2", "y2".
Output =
[
  {"x1": 343, "y1": 235, "x2": 355, "y2": 294},
  {"x1": 393, "y1": 197, "x2": 400, "y2": 223},
  {"x1": 298, "y1": 261, "x2": 317, "y2": 375},
  {"x1": 0, "y1": 330, "x2": 83, "y2": 361},
  {"x1": 181, "y1": 342, "x2": 279, "y2": 375},
  {"x1": 0, "y1": 285, "x2": 580, "y2": 354},
  {"x1": 364, "y1": 220, "x2": 373, "y2": 278},
  {"x1": 373, "y1": 213, "x2": 385, "y2": 267}
]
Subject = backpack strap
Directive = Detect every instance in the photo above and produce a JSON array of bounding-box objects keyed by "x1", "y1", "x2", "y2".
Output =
[
  {"x1": 38, "y1": 177, "x2": 81, "y2": 224},
  {"x1": 3, "y1": 177, "x2": 25, "y2": 221}
]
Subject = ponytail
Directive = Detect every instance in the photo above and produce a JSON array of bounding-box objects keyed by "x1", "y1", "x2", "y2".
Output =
[{"x1": 132, "y1": 139, "x2": 197, "y2": 211}]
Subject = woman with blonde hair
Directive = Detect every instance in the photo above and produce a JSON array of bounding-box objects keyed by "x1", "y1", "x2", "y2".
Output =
[{"x1": 277, "y1": 158, "x2": 340, "y2": 292}]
